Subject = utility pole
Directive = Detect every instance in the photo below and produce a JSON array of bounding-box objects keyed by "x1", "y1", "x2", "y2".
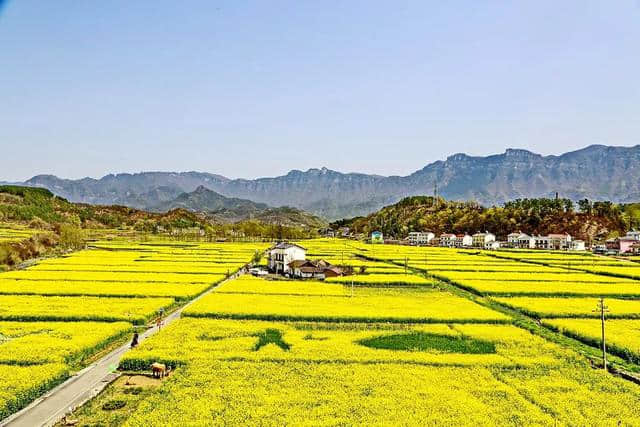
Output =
[
  {"x1": 405, "y1": 256, "x2": 408, "y2": 274},
  {"x1": 424, "y1": 249, "x2": 427, "y2": 271},
  {"x1": 351, "y1": 276, "x2": 354, "y2": 298},
  {"x1": 593, "y1": 298, "x2": 610, "y2": 370}
]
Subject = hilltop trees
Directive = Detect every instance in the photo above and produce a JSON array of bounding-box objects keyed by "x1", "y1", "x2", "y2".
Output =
[{"x1": 339, "y1": 196, "x2": 633, "y2": 242}]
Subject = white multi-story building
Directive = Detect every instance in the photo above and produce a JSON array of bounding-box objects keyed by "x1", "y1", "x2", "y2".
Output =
[
  {"x1": 507, "y1": 232, "x2": 535, "y2": 249},
  {"x1": 408, "y1": 232, "x2": 435, "y2": 246},
  {"x1": 472, "y1": 232, "x2": 495, "y2": 248},
  {"x1": 439, "y1": 233, "x2": 457, "y2": 247},
  {"x1": 534, "y1": 235, "x2": 550, "y2": 249},
  {"x1": 548, "y1": 233, "x2": 572, "y2": 250},
  {"x1": 455, "y1": 234, "x2": 473, "y2": 247},
  {"x1": 507, "y1": 233, "x2": 521, "y2": 246},
  {"x1": 269, "y1": 242, "x2": 306, "y2": 274}
]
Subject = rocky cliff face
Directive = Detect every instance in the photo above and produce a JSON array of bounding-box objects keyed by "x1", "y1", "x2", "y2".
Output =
[{"x1": 16, "y1": 144, "x2": 640, "y2": 220}]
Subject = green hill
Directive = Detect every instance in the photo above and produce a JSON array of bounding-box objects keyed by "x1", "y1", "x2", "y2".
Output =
[{"x1": 335, "y1": 196, "x2": 640, "y2": 243}]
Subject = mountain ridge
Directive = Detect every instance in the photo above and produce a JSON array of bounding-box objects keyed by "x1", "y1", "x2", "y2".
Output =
[{"x1": 8, "y1": 144, "x2": 640, "y2": 220}]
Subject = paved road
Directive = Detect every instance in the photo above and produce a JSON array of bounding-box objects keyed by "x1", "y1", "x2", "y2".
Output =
[{"x1": 1, "y1": 272, "x2": 242, "y2": 427}]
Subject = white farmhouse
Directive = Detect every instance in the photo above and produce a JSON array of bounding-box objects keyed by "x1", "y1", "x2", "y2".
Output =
[
  {"x1": 269, "y1": 242, "x2": 306, "y2": 275},
  {"x1": 570, "y1": 240, "x2": 586, "y2": 251},
  {"x1": 439, "y1": 233, "x2": 457, "y2": 248},
  {"x1": 408, "y1": 232, "x2": 435, "y2": 246},
  {"x1": 455, "y1": 234, "x2": 473, "y2": 247},
  {"x1": 548, "y1": 233, "x2": 572, "y2": 250},
  {"x1": 509, "y1": 233, "x2": 536, "y2": 249},
  {"x1": 534, "y1": 235, "x2": 550, "y2": 250},
  {"x1": 472, "y1": 232, "x2": 495, "y2": 248},
  {"x1": 507, "y1": 233, "x2": 521, "y2": 247}
]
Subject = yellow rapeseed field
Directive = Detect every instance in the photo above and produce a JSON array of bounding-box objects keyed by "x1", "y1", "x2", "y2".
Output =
[
  {"x1": 184, "y1": 287, "x2": 509, "y2": 323},
  {"x1": 0, "y1": 295, "x2": 174, "y2": 324},
  {"x1": 543, "y1": 318, "x2": 640, "y2": 362},
  {"x1": 0, "y1": 321, "x2": 131, "y2": 365},
  {"x1": 494, "y1": 296, "x2": 640, "y2": 318}
]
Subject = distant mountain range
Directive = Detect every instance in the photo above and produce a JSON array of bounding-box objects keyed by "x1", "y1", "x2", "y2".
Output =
[
  {"x1": 5, "y1": 144, "x2": 640, "y2": 220},
  {"x1": 150, "y1": 185, "x2": 326, "y2": 228}
]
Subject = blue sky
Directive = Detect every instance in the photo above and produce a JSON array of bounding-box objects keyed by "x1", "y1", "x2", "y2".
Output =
[{"x1": 1, "y1": 1, "x2": 639, "y2": 181}]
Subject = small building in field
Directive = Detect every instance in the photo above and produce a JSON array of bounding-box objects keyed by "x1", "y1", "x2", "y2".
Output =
[
  {"x1": 371, "y1": 231, "x2": 384, "y2": 244},
  {"x1": 439, "y1": 233, "x2": 457, "y2": 247},
  {"x1": 408, "y1": 231, "x2": 435, "y2": 246},
  {"x1": 288, "y1": 259, "x2": 343, "y2": 279},
  {"x1": 472, "y1": 232, "x2": 495, "y2": 248},
  {"x1": 269, "y1": 242, "x2": 306, "y2": 274},
  {"x1": 323, "y1": 266, "x2": 344, "y2": 278}
]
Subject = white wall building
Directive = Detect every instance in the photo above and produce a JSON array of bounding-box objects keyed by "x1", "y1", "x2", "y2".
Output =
[
  {"x1": 548, "y1": 233, "x2": 572, "y2": 250},
  {"x1": 507, "y1": 233, "x2": 521, "y2": 246},
  {"x1": 408, "y1": 232, "x2": 435, "y2": 246},
  {"x1": 534, "y1": 235, "x2": 550, "y2": 250},
  {"x1": 455, "y1": 234, "x2": 473, "y2": 247},
  {"x1": 485, "y1": 241, "x2": 502, "y2": 250},
  {"x1": 269, "y1": 242, "x2": 306, "y2": 274},
  {"x1": 570, "y1": 240, "x2": 586, "y2": 251},
  {"x1": 439, "y1": 233, "x2": 457, "y2": 247},
  {"x1": 472, "y1": 232, "x2": 495, "y2": 248}
]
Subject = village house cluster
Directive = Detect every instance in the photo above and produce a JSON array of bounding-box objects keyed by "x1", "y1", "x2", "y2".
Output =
[
  {"x1": 506, "y1": 232, "x2": 585, "y2": 251},
  {"x1": 604, "y1": 231, "x2": 640, "y2": 255},
  {"x1": 326, "y1": 228, "x2": 640, "y2": 255},
  {"x1": 405, "y1": 231, "x2": 586, "y2": 251},
  {"x1": 267, "y1": 242, "x2": 344, "y2": 280}
]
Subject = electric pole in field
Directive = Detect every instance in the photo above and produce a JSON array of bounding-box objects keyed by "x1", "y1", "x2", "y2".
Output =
[
  {"x1": 593, "y1": 298, "x2": 610, "y2": 370},
  {"x1": 351, "y1": 276, "x2": 354, "y2": 297},
  {"x1": 424, "y1": 249, "x2": 427, "y2": 271},
  {"x1": 405, "y1": 256, "x2": 408, "y2": 274}
]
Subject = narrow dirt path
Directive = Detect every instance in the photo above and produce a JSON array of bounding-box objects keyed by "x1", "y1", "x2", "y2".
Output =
[{"x1": 1, "y1": 271, "x2": 243, "y2": 427}]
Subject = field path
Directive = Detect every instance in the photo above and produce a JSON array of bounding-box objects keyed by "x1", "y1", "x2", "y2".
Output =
[{"x1": 1, "y1": 271, "x2": 243, "y2": 427}]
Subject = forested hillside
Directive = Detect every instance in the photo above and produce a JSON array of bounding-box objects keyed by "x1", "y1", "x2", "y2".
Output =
[
  {"x1": 337, "y1": 196, "x2": 640, "y2": 243},
  {"x1": 0, "y1": 185, "x2": 321, "y2": 268}
]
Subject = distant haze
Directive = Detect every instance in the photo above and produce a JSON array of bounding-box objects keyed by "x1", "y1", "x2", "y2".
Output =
[{"x1": 1, "y1": 1, "x2": 639, "y2": 181}]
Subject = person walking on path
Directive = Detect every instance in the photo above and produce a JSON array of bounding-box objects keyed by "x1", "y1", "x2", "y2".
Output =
[{"x1": 130, "y1": 332, "x2": 139, "y2": 348}]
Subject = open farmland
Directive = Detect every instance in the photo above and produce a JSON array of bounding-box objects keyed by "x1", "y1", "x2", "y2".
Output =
[
  {"x1": 66, "y1": 264, "x2": 640, "y2": 425},
  {"x1": 0, "y1": 224, "x2": 40, "y2": 244},
  {"x1": 543, "y1": 319, "x2": 640, "y2": 364},
  {"x1": 184, "y1": 276, "x2": 508, "y2": 323},
  {"x1": 6, "y1": 238, "x2": 640, "y2": 425},
  {"x1": 354, "y1": 242, "x2": 640, "y2": 378},
  {"x1": 0, "y1": 239, "x2": 265, "y2": 420},
  {"x1": 494, "y1": 297, "x2": 640, "y2": 319},
  {"x1": 493, "y1": 250, "x2": 640, "y2": 281}
]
